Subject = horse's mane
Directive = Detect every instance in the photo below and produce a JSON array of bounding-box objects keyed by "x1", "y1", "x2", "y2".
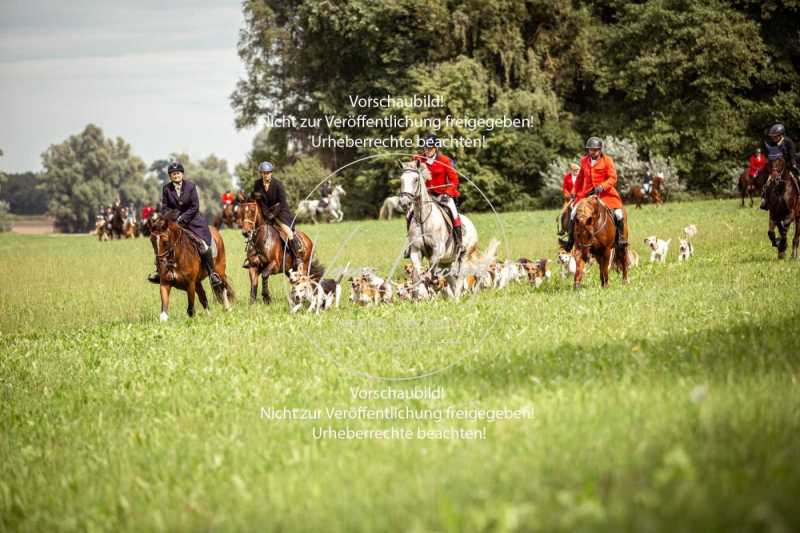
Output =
[
  {"x1": 401, "y1": 160, "x2": 431, "y2": 180},
  {"x1": 575, "y1": 197, "x2": 598, "y2": 224}
]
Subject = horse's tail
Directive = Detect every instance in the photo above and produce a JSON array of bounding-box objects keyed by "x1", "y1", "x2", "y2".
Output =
[
  {"x1": 308, "y1": 259, "x2": 325, "y2": 281},
  {"x1": 211, "y1": 274, "x2": 236, "y2": 306},
  {"x1": 379, "y1": 200, "x2": 388, "y2": 220}
]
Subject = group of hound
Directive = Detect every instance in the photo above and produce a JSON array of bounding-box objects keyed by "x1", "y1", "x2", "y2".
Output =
[
  {"x1": 643, "y1": 224, "x2": 698, "y2": 263},
  {"x1": 286, "y1": 225, "x2": 700, "y2": 313}
]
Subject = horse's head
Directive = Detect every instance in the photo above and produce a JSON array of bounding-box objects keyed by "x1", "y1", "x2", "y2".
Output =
[
  {"x1": 240, "y1": 202, "x2": 260, "y2": 233},
  {"x1": 398, "y1": 160, "x2": 430, "y2": 210},
  {"x1": 768, "y1": 154, "x2": 786, "y2": 179},
  {"x1": 573, "y1": 197, "x2": 599, "y2": 248},
  {"x1": 334, "y1": 184, "x2": 346, "y2": 197},
  {"x1": 148, "y1": 212, "x2": 180, "y2": 277}
]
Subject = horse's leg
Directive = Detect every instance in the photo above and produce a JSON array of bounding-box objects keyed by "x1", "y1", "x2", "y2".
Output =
[
  {"x1": 186, "y1": 282, "x2": 196, "y2": 317},
  {"x1": 792, "y1": 217, "x2": 800, "y2": 259},
  {"x1": 159, "y1": 283, "x2": 171, "y2": 321},
  {"x1": 409, "y1": 249, "x2": 424, "y2": 284},
  {"x1": 573, "y1": 253, "x2": 584, "y2": 290},
  {"x1": 768, "y1": 216, "x2": 778, "y2": 248},
  {"x1": 599, "y1": 249, "x2": 611, "y2": 288},
  {"x1": 249, "y1": 267, "x2": 259, "y2": 305},
  {"x1": 261, "y1": 272, "x2": 272, "y2": 304},
  {"x1": 197, "y1": 282, "x2": 210, "y2": 314}
]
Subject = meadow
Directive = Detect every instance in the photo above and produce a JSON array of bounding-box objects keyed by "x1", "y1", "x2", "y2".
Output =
[{"x1": 1, "y1": 199, "x2": 799, "y2": 532}]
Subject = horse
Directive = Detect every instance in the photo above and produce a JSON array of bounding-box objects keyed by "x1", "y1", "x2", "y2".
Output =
[
  {"x1": 764, "y1": 156, "x2": 800, "y2": 259},
  {"x1": 213, "y1": 202, "x2": 237, "y2": 229},
  {"x1": 397, "y1": 160, "x2": 479, "y2": 296},
  {"x1": 379, "y1": 195, "x2": 406, "y2": 220},
  {"x1": 296, "y1": 185, "x2": 346, "y2": 224},
  {"x1": 149, "y1": 211, "x2": 235, "y2": 321},
  {"x1": 738, "y1": 167, "x2": 767, "y2": 207},
  {"x1": 239, "y1": 202, "x2": 324, "y2": 304},
  {"x1": 628, "y1": 175, "x2": 663, "y2": 209},
  {"x1": 110, "y1": 205, "x2": 126, "y2": 239},
  {"x1": 123, "y1": 210, "x2": 138, "y2": 238},
  {"x1": 571, "y1": 195, "x2": 629, "y2": 289}
]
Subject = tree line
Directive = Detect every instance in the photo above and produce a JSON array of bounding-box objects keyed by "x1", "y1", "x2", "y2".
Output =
[{"x1": 231, "y1": 0, "x2": 799, "y2": 216}]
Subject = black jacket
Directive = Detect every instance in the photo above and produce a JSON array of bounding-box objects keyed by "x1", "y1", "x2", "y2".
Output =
[
  {"x1": 763, "y1": 136, "x2": 798, "y2": 171},
  {"x1": 251, "y1": 177, "x2": 295, "y2": 227},
  {"x1": 160, "y1": 179, "x2": 212, "y2": 245}
]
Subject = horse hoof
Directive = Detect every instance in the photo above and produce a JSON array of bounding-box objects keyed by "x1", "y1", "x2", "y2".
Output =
[{"x1": 159, "y1": 312, "x2": 168, "y2": 322}]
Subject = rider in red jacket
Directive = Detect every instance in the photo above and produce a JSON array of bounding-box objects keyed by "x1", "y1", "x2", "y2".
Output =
[
  {"x1": 748, "y1": 148, "x2": 766, "y2": 178},
  {"x1": 412, "y1": 134, "x2": 464, "y2": 257}
]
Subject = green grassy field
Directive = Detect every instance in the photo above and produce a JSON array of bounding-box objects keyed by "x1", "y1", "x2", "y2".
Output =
[{"x1": 2, "y1": 199, "x2": 799, "y2": 532}]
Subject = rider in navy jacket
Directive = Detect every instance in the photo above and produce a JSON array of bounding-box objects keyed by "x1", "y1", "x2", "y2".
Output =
[{"x1": 148, "y1": 162, "x2": 221, "y2": 286}]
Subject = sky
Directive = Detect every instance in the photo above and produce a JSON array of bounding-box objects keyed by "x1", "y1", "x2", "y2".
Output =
[{"x1": 0, "y1": 0, "x2": 257, "y2": 174}]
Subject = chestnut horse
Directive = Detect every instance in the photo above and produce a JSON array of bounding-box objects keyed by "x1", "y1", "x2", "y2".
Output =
[
  {"x1": 572, "y1": 195, "x2": 629, "y2": 289},
  {"x1": 213, "y1": 202, "x2": 237, "y2": 229},
  {"x1": 149, "y1": 211, "x2": 235, "y2": 321},
  {"x1": 239, "y1": 202, "x2": 324, "y2": 304},
  {"x1": 628, "y1": 175, "x2": 663, "y2": 209},
  {"x1": 764, "y1": 156, "x2": 800, "y2": 259}
]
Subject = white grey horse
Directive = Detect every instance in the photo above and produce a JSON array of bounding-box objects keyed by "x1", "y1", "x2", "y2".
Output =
[
  {"x1": 398, "y1": 160, "x2": 478, "y2": 297},
  {"x1": 379, "y1": 195, "x2": 405, "y2": 220},
  {"x1": 297, "y1": 185, "x2": 346, "y2": 224}
]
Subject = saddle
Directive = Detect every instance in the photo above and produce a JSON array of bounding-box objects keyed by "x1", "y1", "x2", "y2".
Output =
[{"x1": 181, "y1": 227, "x2": 217, "y2": 258}]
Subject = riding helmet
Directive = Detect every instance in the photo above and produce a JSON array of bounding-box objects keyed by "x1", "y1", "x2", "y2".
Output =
[
  {"x1": 258, "y1": 161, "x2": 274, "y2": 173},
  {"x1": 585, "y1": 136, "x2": 603, "y2": 150},
  {"x1": 768, "y1": 124, "x2": 785, "y2": 137},
  {"x1": 167, "y1": 162, "x2": 184, "y2": 175},
  {"x1": 423, "y1": 134, "x2": 440, "y2": 148}
]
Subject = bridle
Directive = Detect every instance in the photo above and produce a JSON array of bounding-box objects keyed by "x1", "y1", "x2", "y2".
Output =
[
  {"x1": 400, "y1": 167, "x2": 436, "y2": 226},
  {"x1": 575, "y1": 196, "x2": 609, "y2": 249},
  {"x1": 153, "y1": 228, "x2": 177, "y2": 271}
]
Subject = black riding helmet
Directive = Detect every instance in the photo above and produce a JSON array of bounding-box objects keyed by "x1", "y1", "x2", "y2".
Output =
[
  {"x1": 585, "y1": 137, "x2": 603, "y2": 150},
  {"x1": 167, "y1": 162, "x2": 185, "y2": 174}
]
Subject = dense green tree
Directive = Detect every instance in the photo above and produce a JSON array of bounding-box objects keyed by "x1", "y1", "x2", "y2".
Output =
[
  {"x1": 232, "y1": 0, "x2": 799, "y2": 209},
  {"x1": 0, "y1": 172, "x2": 48, "y2": 214},
  {"x1": 39, "y1": 125, "x2": 150, "y2": 232}
]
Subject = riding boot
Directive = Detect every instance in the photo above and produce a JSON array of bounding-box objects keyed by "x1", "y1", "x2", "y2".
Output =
[
  {"x1": 561, "y1": 217, "x2": 575, "y2": 252},
  {"x1": 614, "y1": 216, "x2": 628, "y2": 246},
  {"x1": 289, "y1": 237, "x2": 305, "y2": 273},
  {"x1": 453, "y1": 224, "x2": 465, "y2": 259},
  {"x1": 201, "y1": 247, "x2": 222, "y2": 286}
]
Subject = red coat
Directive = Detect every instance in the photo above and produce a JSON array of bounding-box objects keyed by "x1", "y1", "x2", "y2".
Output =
[
  {"x1": 141, "y1": 205, "x2": 154, "y2": 220},
  {"x1": 221, "y1": 192, "x2": 235, "y2": 205},
  {"x1": 562, "y1": 172, "x2": 577, "y2": 198},
  {"x1": 413, "y1": 153, "x2": 460, "y2": 197},
  {"x1": 574, "y1": 154, "x2": 623, "y2": 209},
  {"x1": 748, "y1": 153, "x2": 766, "y2": 177}
]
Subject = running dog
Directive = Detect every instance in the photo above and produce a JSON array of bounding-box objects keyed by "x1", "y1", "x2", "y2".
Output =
[{"x1": 644, "y1": 236, "x2": 671, "y2": 263}]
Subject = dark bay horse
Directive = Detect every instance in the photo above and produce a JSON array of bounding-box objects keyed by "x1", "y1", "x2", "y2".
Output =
[
  {"x1": 239, "y1": 202, "x2": 324, "y2": 304},
  {"x1": 111, "y1": 205, "x2": 126, "y2": 239},
  {"x1": 149, "y1": 211, "x2": 235, "y2": 321},
  {"x1": 628, "y1": 175, "x2": 663, "y2": 209},
  {"x1": 764, "y1": 156, "x2": 800, "y2": 259},
  {"x1": 213, "y1": 203, "x2": 237, "y2": 229},
  {"x1": 572, "y1": 195, "x2": 629, "y2": 289}
]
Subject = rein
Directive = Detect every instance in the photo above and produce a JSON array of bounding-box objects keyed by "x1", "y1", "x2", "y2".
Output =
[{"x1": 576, "y1": 197, "x2": 610, "y2": 249}]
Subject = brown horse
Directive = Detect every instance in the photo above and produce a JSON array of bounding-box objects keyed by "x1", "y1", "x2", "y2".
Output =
[
  {"x1": 738, "y1": 167, "x2": 767, "y2": 207},
  {"x1": 239, "y1": 202, "x2": 324, "y2": 304},
  {"x1": 149, "y1": 211, "x2": 235, "y2": 321},
  {"x1": 213, "y1": 203, "x2": 238, "y2": 229},
  {"x1": 572, "y1": 196, "x2": 629, "y2": 289},
  {"x1": 764, "y1": 156, "x2": 800, "y2": 259},
  {"x1": 629, "y1": 175, "x2": 664, "y2": 209}
]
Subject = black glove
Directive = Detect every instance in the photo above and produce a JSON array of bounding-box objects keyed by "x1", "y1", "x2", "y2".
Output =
[
  {"x1": 176, "y1": 215, "x2": 186, "y2": 226},
  {"x1": 593, "y1": 186, "x2": 604, "y2": 195}
]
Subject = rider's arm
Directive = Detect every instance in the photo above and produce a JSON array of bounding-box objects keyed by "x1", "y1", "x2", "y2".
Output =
[
  {"x1": 182, "y1": 184, "x2": 200, "y2": 222},
  {"x1": 600, "y1": 157, "x2": 618, "y2": 192},
  {"x1": 573, "y1": 165, "x2": 585, "y2": 200},
  {"x1": 160, "y1": 185, "x2": 170, "y2": 212},
  {"x1": 444, "y1": 157, "x2": 459, "y2": 191}
]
